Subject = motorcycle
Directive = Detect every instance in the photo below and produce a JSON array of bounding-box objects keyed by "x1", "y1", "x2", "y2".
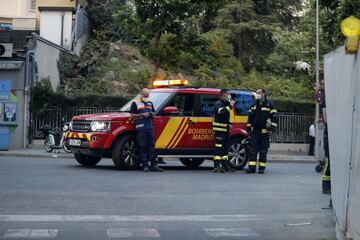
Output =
[{"x1": 42, "y1": 122, "x2": 72, "y2": 153}]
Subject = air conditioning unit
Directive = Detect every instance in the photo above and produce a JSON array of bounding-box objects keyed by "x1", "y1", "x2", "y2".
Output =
[{"x1": 0, "y1": 43, "x2": 13, "y2": 58}]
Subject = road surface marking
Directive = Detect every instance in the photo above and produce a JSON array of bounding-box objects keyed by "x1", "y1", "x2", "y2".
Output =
[
  {"x1": 204, "y1": 228, "x2": 259, "y2": 237},
  {"x1": 107, "y1": 228, "x2": 160, "y2": 238},
  {"x1": 4, "y1": 229, "x2": 58, "y2": 238},
  {"x1": 0, "y1": 214, "x2": 261, "y2": 222}
]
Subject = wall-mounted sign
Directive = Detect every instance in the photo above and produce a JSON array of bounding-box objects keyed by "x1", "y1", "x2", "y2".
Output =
[
  {"x1": 0, "y1": 101, "x2": 18, "y2": 125},
  {"x1": 3, "y1": 102, "x2": 16, "y2": 122},
  {"x1": 0, "y1": 80, "x2": 11, "y2": 100},
  {"x1": 0, "y1": 61, "x2": 23, "y2": 70}
]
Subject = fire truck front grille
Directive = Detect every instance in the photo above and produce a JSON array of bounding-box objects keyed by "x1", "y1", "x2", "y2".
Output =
[{"x1": 72, "y1": 121, "x2": 91, "y2": 132}]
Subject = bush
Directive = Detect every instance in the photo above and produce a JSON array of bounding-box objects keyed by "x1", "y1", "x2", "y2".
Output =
[
  {"x1": 32, "y1": 79, "x2": 132, "y2": 112},
  {"x1": 272, "y1": 97, "x2": 314, "y2": 114}
]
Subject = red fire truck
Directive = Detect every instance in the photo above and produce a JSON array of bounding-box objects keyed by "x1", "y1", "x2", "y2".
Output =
[{"x1": 66, "y1": 80, "x2": 254, "y2": 170}]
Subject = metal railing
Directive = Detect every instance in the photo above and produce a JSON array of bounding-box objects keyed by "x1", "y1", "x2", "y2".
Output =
[
  {"x1": 31, "y1": 107, "x2": 119, "y2": 139},
  {"x1": 31, "y1": 107, "x2": 313, "y2": 143},
  {"x1": 271, "y1": 113, "x2": 313, "y2": 143}
]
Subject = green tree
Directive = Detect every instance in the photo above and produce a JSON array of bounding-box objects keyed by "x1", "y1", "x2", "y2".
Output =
[
  {"x1": 319, "y1": 0, "x2": 360, "y2": 48},
  {"x1": 215, "y1": 0, "x2": 302, "y2": 70}
]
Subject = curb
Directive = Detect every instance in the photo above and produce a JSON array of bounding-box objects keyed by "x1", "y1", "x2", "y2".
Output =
[{"x1": 0, "y1": 152, "x2": 74, "y2": 159}]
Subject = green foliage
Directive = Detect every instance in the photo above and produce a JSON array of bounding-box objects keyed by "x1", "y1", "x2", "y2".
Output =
[
  {"x1": 56, "y1": 0, "x2": 337, "y2": 114},
  {"x1": 215, "y1": 0, "x2": 303, "y2": 71},
  {"x1": 57, "y1": 52, "x2": 78, "y2": 87},
  {"x1": 272, "y1": 97, "x2": 315, "y2": 113},
  {"x1": 32, "y1": 79, "x2": 130, "y2": 111},
  {"x1": 320, "y1": 0, "x2": 360, "y2": 48},
  {"x1": 31, "y1": 78, "x2": 54, "y2": 110}
]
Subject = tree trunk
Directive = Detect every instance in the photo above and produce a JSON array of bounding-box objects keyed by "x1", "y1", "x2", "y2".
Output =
[
  {"x1": 155, "y1": 31, "x2": 162, "y2": 47},
  {"x1": 238, "y1": 34, "x2": 242, "y2": 59}
]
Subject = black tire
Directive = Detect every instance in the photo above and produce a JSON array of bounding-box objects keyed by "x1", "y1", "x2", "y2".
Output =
[
  {"x1": 228, "y1": 138, "x2": 248, "y2": 170},
  {"x1": 180, "y1": 158, "x2": 205, "y2": 168},
  {"x1": 74, "y1": 153, "x2": 101, "y2": 166},
  {"x1": 44, "y1": 138, "x2": 53, "y2": 153},
  {"x1": 112, "y1": 135, "x2": 140, "y2": 170},
  {"x1": 315, "y1": 164, "x2": 323, "y2": 173}
]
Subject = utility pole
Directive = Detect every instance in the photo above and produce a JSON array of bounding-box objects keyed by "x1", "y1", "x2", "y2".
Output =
[{"x1": 315, "y1": 0, "x2": 320, "y2": 161}]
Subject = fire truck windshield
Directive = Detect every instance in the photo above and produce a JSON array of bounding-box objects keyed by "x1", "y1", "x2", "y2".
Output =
[{"x1": 120, "y1": 92, "x2": 173, "y2": 112}]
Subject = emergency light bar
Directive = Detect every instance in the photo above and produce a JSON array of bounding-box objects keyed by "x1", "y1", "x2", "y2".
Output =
[{"x1": 153, "y1": 79, "x2": 189, "y2": 87}]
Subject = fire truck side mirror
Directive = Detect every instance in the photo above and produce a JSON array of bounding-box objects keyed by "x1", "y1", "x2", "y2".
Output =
[{"x1": 162, "y1": 106, "x2": 179, "y2": 116}]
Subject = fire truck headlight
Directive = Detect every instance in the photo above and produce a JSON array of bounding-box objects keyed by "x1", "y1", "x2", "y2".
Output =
[{"x1": 90, "y1": 121, "x2": 111, "y2": 132}]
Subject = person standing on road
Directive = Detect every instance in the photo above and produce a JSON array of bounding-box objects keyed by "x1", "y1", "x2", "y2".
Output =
[
  {"x1": 309, "y1": 123, "x2": 315, "y2": 156},
  {"x1": 321, "y1": 99, "x2": 331, "y2": 194},
  {"x1": 130, "y1": 88, "x2": 164, "y2": 172},
  {"x1": 213, "y1": 89, "x2": 235, "y2": 173},
  {"x1": 246, "y1": 89, "x2": 278, "y2": 174}
]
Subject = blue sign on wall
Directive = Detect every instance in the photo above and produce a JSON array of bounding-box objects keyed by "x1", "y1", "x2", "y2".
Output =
[{"x1": 0, "y1": 80, "x2": 11, "y2": 100}]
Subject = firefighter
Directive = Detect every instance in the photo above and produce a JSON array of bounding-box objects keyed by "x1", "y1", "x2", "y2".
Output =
[
  {"x1": 246, "y1": 89, "x2": 278, "y2": 174},
  {"x1": 321, "y1": 99, "x2": 331, "y2": 194},
  {"x1": 130, "y1": 88, "x2": 164, "y2": 172},
  {"x1": 213, "y1": 89, "x2": 235, "y2": 173}
]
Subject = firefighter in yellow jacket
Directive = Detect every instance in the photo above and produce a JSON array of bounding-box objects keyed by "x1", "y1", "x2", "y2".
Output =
[
  {"x1": 213, "y1": 89, "x2": 235, "y2": 173},
  {"x1": 247, "y1": 89, "x2": 278, "y2": 174}
]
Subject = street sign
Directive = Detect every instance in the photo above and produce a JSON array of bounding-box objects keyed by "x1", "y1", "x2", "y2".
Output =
[{"x1": 0, "y1": 61, "x2": 23, "y2": 70}]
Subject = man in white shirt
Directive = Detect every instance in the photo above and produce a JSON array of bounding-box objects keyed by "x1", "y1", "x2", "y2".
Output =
[{"x1": 309, "y1": 123, "x2": 315, "y2": 156}]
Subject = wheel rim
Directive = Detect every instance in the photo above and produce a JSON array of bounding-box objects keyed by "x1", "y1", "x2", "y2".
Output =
[
  {"x1": 44, "y1": 139, "x2": 52, "y2": 152},
  {"x1": 122, "y1": 139, "x2": 139, "y2": 167},
  {"x1": 228, "y1": 142, "x2": 246, "y2": 167}
]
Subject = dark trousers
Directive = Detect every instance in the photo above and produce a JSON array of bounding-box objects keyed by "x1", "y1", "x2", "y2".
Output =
[
  {"x1": 322, "y1": 125, "x2": 331, "y2": 191},
  {"x1": 136, "y1": 129, "x2": 156, "y2": 167},
  {"x1": 309, "y1": 136, "x2": 315, "y2": 156},
  {"x1": 249, "y1": 131, "x2": 270, "y2": 171},
  {"x1": 214, "y1": 131, "x2": 229, "y2": 163}
]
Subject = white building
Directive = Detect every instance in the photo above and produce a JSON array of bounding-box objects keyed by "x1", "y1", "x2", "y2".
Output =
[{"x1": 38, "y1": 7, "x2": 75, "y2": 50}]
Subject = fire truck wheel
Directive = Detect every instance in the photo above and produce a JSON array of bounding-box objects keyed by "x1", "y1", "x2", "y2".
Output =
[
  {"x1": 228, "y1": 138, "x2": 248, "y2": 170},
  {"x1": 74, "y1": 153, "x2": 101, "y2": 166},
  {"x1": 180, "y1": 158, "x2": 205, "y2": 168},
  {"x1": 112, "y1": 135, "x2": 139, "y2": 170}
]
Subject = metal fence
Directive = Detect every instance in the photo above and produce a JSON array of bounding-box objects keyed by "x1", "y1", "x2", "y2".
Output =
[
  {"x1": 31, "y1": 107, "x2": 313, "y2": 143},
  {"x1": 31, "y1": 107, "x2": 119, "y2": 139},
  {"x1": 271, "y1": 113, "x2": 313, "y2": 144}
]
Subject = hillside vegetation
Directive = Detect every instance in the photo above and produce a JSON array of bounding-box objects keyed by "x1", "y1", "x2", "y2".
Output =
[{"x1": 52, "y1": 0, "x2": 360, "y2": 111}]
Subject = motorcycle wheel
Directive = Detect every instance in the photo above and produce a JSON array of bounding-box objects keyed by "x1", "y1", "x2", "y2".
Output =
[
  {"x1": 63, "y1": 142, "x2": 72, "y2": 153},
  {"x1": 44, "y1": 138, "x2": 53, "y2": 153}
]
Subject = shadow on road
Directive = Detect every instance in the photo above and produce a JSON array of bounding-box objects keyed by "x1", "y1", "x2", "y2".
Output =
[{"x1": 65, "y1": 164, "x2": 217, "y2": 172}]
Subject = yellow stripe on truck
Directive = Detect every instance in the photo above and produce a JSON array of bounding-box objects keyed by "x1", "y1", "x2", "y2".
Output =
[
  {"x1": 167, "y1": 118, "x2": 188, "y2": 148},
  {"x1": 171, "y1": 123, "x2": 189, "y2": 148},
  {"x1": 155, "y1": 118, "x2": 184, "y2": 148}
]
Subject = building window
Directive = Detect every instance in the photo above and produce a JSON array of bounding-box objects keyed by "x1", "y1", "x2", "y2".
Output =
[{"x1": 30, "y1": 0, "x2": 36, "y2": 11}]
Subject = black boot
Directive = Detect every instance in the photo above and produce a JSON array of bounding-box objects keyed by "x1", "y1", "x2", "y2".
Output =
[
  {"x1": 213, "y1": 161, "x2": 225, "y2": 173},
  {"x1": 246, "y1": 168, "x2": 256, "y2": 174},
  {"x1": 223, "y1": 160, "x2": 235, "y2": 172},
  {"x1": 212, "y1": 161, "x2": 218, "y2": 172},
  {"x1": 150, "y1": 164, "x2": 164, "y2": 172},
  {"x1": 157, "y1": 158, "x2": 166, "y2": 164}
]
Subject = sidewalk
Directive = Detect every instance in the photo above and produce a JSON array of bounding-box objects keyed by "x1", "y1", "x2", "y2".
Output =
[{"x1": 0, "y1": 146, "x2": 316, "y2": 163}]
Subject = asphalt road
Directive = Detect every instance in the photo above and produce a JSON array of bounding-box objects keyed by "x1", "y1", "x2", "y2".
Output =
[{"x1": 0, "y1": 157, "x2": 335, "y2": 240}]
